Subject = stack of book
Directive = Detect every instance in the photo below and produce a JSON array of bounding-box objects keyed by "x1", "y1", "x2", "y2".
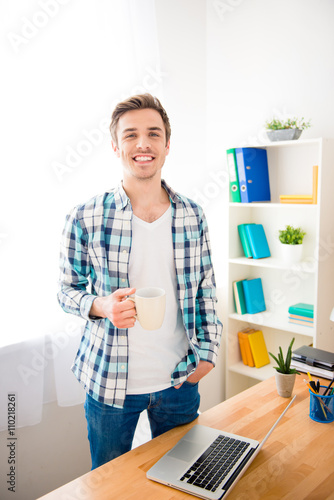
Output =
[
  {"x1": 237, "y1": 328, "x2": 270, "y2": 368},
  {"x1": 226, "y1": 147, "x2": 271, "y2": 203},
  {"x1": 238, "y1": 223, "x2": 270, "y2": 259},
  {"x1": 233, "y1": 278, "x2": 266, "y2": 315},
  {"x1": 288, "y1": 303, "x2": 314, "y2": 328},
  {"x1": 291, "y1": 345, "x2": 334, "y2": 380},
  {"x1": 280, "y1": 165, "x2": 318, "y2": 204},
  {"x1": 280, "y1": 195, "x2": 313, "y2": 204}
]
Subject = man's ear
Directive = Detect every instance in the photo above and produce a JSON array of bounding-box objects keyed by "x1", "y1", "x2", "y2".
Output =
[
  {"x1": 111, "y1": 140, "x2": 120, "y2": 158},
  {"x1": 165, "y1": 139, "x2": 170, "y2": 156}
]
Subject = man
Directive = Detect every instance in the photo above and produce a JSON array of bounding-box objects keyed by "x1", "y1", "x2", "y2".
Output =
[{"x1": 58, "y1": 93, "x2": 222, "y2": 470}]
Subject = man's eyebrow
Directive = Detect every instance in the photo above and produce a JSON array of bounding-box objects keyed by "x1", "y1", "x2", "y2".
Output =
[
  {"x1": 121, "y1": 127, "x2": 137, "y2": 135},
  {"x1": 121, "y1": 126, "x2": 163, "y2": 135}
]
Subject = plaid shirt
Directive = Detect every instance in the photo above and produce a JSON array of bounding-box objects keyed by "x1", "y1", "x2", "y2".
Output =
[{"x1": 58, "y1": 180, "x2": 222, "y2": 407}]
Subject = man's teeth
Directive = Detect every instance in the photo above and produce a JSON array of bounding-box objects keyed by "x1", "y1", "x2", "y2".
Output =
[{"x1": 135, "y1": 156, "x2": 153, "y2": 161}]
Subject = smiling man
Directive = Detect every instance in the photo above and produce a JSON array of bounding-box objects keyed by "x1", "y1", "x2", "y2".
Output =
[{"x1": 58, "y1": 94, "x2": 222, "y2": 470}]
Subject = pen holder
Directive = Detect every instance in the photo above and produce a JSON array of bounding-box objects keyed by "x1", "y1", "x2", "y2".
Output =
[{"x1": 309, "y1": 387, "x2": 334, "y2": 423}]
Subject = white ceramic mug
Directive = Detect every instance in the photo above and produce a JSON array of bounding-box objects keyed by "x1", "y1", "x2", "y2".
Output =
[{"x1": 128, "y1": 287, "x2": 166, "y2": 331}]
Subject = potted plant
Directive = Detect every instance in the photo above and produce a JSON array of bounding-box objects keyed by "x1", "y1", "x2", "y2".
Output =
[
  {"x1": 278, "y1": 225, "x2": 306, "y2": 264},
  {"x1": 265, "y1": 117, "x2": 311, "y2": 142},
  {"x1": 269, "y1": 338, "x2": 300, "y2": 398}
]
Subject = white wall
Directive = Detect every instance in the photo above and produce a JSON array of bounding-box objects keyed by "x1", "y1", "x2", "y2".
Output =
[{"x1": 2, "y1": 1, "x2": 334, "y2": 498}]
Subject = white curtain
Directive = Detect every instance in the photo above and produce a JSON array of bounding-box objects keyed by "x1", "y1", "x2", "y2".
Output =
[{"x1": 0, "y1": 0, "x2": 162, "y2": 429}]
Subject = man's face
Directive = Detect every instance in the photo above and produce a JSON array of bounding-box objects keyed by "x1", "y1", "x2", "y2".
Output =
[{"x1": 112, "y1": 108, "x2": 170, "y2": 181}]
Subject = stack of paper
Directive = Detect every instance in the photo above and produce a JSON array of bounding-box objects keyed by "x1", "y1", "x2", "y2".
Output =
[{"x1": 291, "y1": 345, "x2": 334, "y2": 379}]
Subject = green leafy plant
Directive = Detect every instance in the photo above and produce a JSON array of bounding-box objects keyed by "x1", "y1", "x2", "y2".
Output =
[
  {"x1": 269, "y1": 338, "x2": 300, "y2": 374},
  {"x1": 278, "y1": 225, "x2": 306, "y2": 245},
  {"x1": 265, "y1": 117, "x2": 311, "y2": 131}
]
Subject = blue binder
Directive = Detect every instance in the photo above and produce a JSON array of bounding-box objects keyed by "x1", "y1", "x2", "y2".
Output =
[{"x1": 235, "y1": 148, "x2": 271, "y2": 203}]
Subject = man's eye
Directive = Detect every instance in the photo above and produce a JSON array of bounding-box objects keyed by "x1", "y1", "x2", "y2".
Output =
[
  {"x1": 150, "y1": 132, "x2": 159, "y2": 137},
  {"x1": 125, "y1": 134, "x2": 135, "y2": 139}
]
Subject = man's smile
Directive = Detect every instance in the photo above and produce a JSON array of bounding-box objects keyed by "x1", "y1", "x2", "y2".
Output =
[{"x1": 132, "y1": 155, "x2": 155, "y2": 162}]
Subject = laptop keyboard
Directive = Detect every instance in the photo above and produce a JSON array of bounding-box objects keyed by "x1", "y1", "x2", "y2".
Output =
[{"x1": 180, "y1": 435, "x2": 250, "y2": 492}]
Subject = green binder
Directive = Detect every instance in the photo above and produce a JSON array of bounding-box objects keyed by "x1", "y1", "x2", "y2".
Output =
[{"x1": 226, "y1": 148, "x2": 241, "y2": 202}]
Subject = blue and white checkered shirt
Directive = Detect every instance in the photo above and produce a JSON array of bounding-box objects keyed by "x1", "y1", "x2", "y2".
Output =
[{"x1": 58, "y1": 180, "x2": 222, "y2": 407}]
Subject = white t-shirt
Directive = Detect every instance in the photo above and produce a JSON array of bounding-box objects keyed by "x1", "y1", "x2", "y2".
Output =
[{"x1": 126, "y1": 205, "x2": 189, "y2": 394}]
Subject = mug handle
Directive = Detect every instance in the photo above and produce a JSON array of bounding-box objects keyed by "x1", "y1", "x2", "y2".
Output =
[{"x1": 127, "y1": 296, "x2": 137, "y2": 319}]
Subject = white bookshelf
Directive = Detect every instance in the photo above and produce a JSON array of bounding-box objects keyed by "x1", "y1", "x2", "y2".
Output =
[{"x1": 226, "y1": 138, "x2": 334, "y2": 398}]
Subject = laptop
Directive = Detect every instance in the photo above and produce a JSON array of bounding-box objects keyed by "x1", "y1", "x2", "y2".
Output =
[{"x1": 147, "y1": 395, "x2": 296, "y2": 499}]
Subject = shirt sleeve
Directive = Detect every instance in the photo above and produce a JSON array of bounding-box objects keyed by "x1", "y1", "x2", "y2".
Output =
[
  {"x1": 195, "y1": 213, "x2": 223, "y2": 365},
  {"x1": 57, "y1": 208, "x2": 97, "y2": 322}
]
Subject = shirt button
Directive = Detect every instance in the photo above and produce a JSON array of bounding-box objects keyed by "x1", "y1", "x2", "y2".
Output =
[
  {"x1": 122, "y1": 278, "x2": 126, "y2": 282},
  {"x1": 122, "y1": 249, "x2": 127, "y2": 254},
  {"x1": 121, "y1": 365, "x2": 125, "y2": 370}
]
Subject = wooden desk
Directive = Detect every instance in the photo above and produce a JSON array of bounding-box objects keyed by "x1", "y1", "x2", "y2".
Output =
[{"x1": 38, "y1": 375, "x2": 334, "y2": 500}]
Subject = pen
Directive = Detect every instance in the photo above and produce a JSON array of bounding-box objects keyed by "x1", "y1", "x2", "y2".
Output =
[
  {"x1": 323, "y1": 378, "x2": 334, "y2": 396},
  {"x1": 307, "y1": 373, "x2": 318, "y2": 392}
]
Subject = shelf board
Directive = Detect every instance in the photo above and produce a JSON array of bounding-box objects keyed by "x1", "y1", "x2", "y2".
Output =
[
  {"x1": 230, "y1": 138, "x2": 322, "y2": 150},
  {"x1": 229, "y1": 257, "x2": 316, "y2": 272},
  {"x1": 229, "y1": 202, "x2": 317, "y2": 208},
  {"x1": 228, "y1": 312, "x2": 315, "y2": 337},
  {"x1": 229, "y1": 361, "x2": 275, "y2": 381}
]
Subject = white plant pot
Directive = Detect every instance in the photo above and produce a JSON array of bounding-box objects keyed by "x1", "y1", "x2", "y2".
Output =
[
  {"x1": 275, "y1": 372, "x2": 296, "y2": 398},
  {"x1": 281, "y1": 243, "x2": 303, "y2": 265}
]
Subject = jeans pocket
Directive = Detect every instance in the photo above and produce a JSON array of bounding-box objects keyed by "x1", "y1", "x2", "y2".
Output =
[{"x1": 184, "y1": 380, "x2": 199, "y2": 387}]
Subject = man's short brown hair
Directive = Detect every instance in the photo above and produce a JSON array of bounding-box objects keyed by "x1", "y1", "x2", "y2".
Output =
[{"x1": 110, "y1": 93, "x2": 171, "y2": 146}]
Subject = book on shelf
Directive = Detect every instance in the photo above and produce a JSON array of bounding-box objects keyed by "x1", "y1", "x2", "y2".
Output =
[
  {"x1": 235, "y1": 147, "x2": 271, "y2": 203},
  {"x1": 233, "y1": 280, "x2": 247, "y2": 315},
  {"x1": 237, "y1": 328, "x2": 257, "y2": 367},
  {"x1": 237, "y1": 224, "x2": 254, "y2": 258},
  {"x1": 289, "y1": 313, "x2": 314, "y2": 322},
  {"x1": 288, "y1": 303, "x2": 314, "y2": 318},
  {"x1": 244, "y1": 224, "x2": 271, "y2": 259},
  {"x1": 226, "y1": 148, "x2": 241, "y2": 202},
  {"x1": 288, "y1": 318, "x2": 314, "y2": 327},
  {"x1": 248, "y1": 330, "x2": 270, "y2": 368},
  {"x1": 280, "y1": 198, "x2": 313, "y2": 204},
  {"x1": 242, "y1": 278, "x2": 266, "y2": 314},
  {"x1": 280, "y1": 195, "x2": 313, "y2": 200}
]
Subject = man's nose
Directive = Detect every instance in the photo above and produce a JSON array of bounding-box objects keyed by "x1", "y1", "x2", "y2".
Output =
[{"x1": 136, "y1": 136, "x2": 151, "y2": 149}]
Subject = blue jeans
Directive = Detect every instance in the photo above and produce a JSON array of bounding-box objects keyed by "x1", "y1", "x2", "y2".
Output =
[{"x1": 84, "y1": 382, "x2": 200, "y2": 470}]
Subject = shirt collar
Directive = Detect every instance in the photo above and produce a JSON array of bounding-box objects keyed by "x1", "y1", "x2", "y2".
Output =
[
  {"x1": 113, "y1": 182, "x2": 130, "y2": 211},
  {"x1": 113, "y1": 179, "x2": 183, "y2": 212}
]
